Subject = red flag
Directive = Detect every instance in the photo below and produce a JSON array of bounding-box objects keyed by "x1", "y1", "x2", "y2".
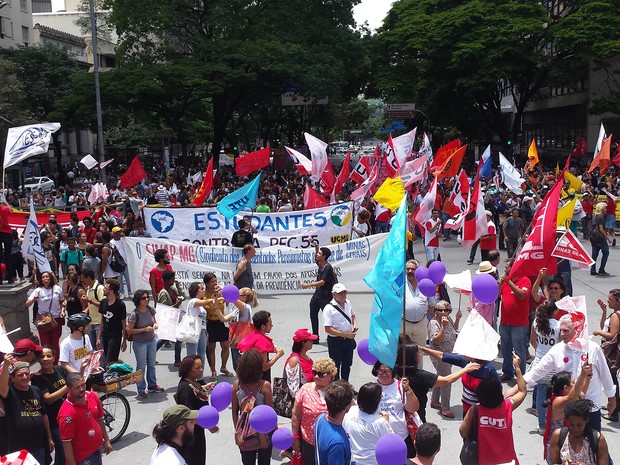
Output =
[
  {"x1": 430, "y1": 139, "x2": 461, "y2": 170},
  {"x1": 551, "y1": 229, "x2": 595, "y2": 267},
  {"x1": 509, "y1": 168, "x2": 565, "y2": 279},
  {"x1": 383, "y1": 134, "x2": 400, "y2": 177},
  {"x1": 462, "y1": 163, "x2": 488, "y2": 249},
  {"x1": 613, "y1": 143, "x2": 620, "y2": 169},
  {"x1": 192, "y1": 158, "x2": 214, "y2": 206},
  {"x1": 433, "y1": 145, "x2": 467, "y2": 180},
  {"x1": 588, "y1": 135, "x2": 612, "y2": 175},
  {"x1": 303, "y1": 185, "x2": 328, "y2": 209},
  {"x1": 235, "y1": 147, "x2": 270, "y2": 177},
  {"x1": 570, "y1": 136, "x2": 587, "y2": 158},
  {"x1": 414, "y1": 176, "x2": 438, "y2": 235},
  {"x1": 350, "y1": 156, "x2": 371, "y2": 185},
  {"x1": 334, "y1": 153, "x2": 351, "y2": 196},
  {"x1": 285, "y1": 146, "x2": 311, "y2": 175},
  {"x1": 448, "y1": 170, "x2": 470, "y2": 216},
  {"x1": 350, "y1": 165, "x2": 378, "y2": 201},
  {"x1": 120, "y1": 156, "x2": 146, "y2": 189},
  {"x1": 319, "y1": 158, "x2": 337, "y2": 194}
]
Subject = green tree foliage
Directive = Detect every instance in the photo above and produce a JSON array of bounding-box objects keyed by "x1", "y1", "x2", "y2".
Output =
[
  {"x1": 104, "y1": 0, "x2": 369, "y2": 161},
  {"x1": 374, "y1": 0, "x2": 620, "y2": 152}
]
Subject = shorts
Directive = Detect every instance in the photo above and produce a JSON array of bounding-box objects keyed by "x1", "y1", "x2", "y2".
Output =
[
  {"x1": 206, "y1": 320, "x2": 229, "y2": 343},
  {"x1": 605, "y1": 214, "x2": 617, "y2": 229}
]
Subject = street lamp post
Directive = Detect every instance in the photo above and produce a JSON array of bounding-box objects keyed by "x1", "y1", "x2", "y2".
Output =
[{"x1": 88, "y1": 0, "x2": 107, "y2": 184}]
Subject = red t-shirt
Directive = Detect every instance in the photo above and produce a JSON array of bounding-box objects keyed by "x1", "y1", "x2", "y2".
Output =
[
  {"x1": 480, "y1": 222, "x2": 497, "y2": 250},
  {"x1": 0, "y1": 205, "x2": 12, "y2": 234},
  {"x1": 500, "y1": 276, "x2": 531, "y2": 326},
  {"x1": 607, "y1": 198, "x2": 616, "y2": 215},
  {"x1": 79, "y1": 226, "x2": 97, "y2": 244},
  {"x1": 477, "y1": 399, "x2": 519, "y2": 465},
  {"x1": 149, "y1": 264, "x2": 172, "y2": 294},
  {"x1": 58, "y1": 391, "x2": 104, "y2": 463}
]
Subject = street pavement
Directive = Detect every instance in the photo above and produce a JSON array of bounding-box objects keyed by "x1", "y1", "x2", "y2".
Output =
[{"x1": 100, "y1": 236, "x2": 619, "y2": 465}]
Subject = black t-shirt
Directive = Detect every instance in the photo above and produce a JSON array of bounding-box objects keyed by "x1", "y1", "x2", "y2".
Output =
[
  {"x1": 314, "y1": 263, "x2": 337, "y2": 300},
  {"x1": 99, "y1": 297, "x2": 127, "y2": 337},
  {"x1": 30, "y1": 366, "x2": 68, "y2": 428},
  {"x1": 405, "y1": 368, "x2": 438, "y2": 423},
  {"x1": 231, "y1": 229, "x2": 252, "y2": 248},
  {"x1": 1, "y1": 385, "x2": 47, "y2": 452}
]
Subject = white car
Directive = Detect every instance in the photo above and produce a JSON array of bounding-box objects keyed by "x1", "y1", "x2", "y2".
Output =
[{"x1": 20, "y1": 176, "x2": 55, "y2": 193}]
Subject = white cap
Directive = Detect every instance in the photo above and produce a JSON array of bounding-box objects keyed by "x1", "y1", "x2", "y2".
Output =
[{"x1": 332, "y1": 283, "x2": 347, "y2": 293}]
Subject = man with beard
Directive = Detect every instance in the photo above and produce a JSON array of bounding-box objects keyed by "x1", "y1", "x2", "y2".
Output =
[
  {"x1": 58, "y1": 372, "x2": 111, "y2": 465},
  {"x1": 149, "y1": 248, "x2": 173, "y2": 308},
  {"x1": 150, "y1": 405, "x2": 199, "y2": 465}
]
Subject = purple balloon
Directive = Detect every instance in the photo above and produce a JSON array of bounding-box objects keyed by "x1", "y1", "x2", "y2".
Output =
[
  {"x1": 376, "y1": 433, "x2": 407, "y2": 465},
  {"x1": 210, "y1": 381, "x2": 232, "y2": 412},
  {"x1": 428, "y1": 261, "x2": 447, "y2": 285},
  {"x1": 222, "y1": 284, "x2": 240, "y2": 303},
  {"x1": 414, "y1": 266, "x2": 429, "y2": 282},
  {"x1": 197, "y1": 405, "x2": 219, "y2": 429},
  {"x1": 356, "y1": 338, "x2": 378, "y2": 366},
  {"x1": 249, "y1": 404, "x2": 278, "y2": 434},
  {"x1": 272, "y1": 428, "x2": 294, "y2": 450},
  {"x1": 418, "y1": 278, "x2": 436, "y2": 297},
  {"x1": 472, "y1": 273, "x2": 499, "y2": 304}
]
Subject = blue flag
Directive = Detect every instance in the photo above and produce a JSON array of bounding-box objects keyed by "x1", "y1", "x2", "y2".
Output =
[
  {"x1": 364, "y1": 196, "x2": 407, "y2": 368},
  {"x1": 216, "y1": 173, "x2": 261, "y2": 220},
  {"x1": 480, "y1": 145, "x2": 492, "y2": 178}
]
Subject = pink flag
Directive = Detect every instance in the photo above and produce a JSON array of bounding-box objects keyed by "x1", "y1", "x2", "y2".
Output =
[
  {"x1": 393, "y1": 128, "x2": 417, "y2": 167},
  {"x1": 414, "y1": 175, "x2": 437, "y2": 234},
  {"x1": 400, "y1": 154, "x2": 428, "y2": 188},
  {"x1": 303, "y1": 185, "x2": 329, "y2": 209},
  {"x1": 285, "y1": 146, "x2": 311, "y2": 175},
  {"x1": 350, "y1": 165, "x2": 378, "y2": 201},
  {"x1": 304, "y1": 132, "x2": 328, "y2": 183},
  {"x1": 509, "y1": 169, "x2": 564, "y2": 279},
  {"x1": 461, "y1": 163, "x2": 488, "y2": 249}
]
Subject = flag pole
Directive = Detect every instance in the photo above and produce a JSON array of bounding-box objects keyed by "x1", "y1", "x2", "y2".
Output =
[{"x1": 401, "y1": 192, "x2": 408, "y2": 379}]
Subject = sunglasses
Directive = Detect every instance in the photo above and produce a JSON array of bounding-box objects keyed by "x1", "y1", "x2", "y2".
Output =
[
  {"x1": 436, "y1": 308, "x2": 451, "y2": 312},
  {"x1": 377, "y1": 369, "x2": 393, "y2": 376},
  {"x1": 312, "y1": 370, "x2": 330, "y2": 378}
]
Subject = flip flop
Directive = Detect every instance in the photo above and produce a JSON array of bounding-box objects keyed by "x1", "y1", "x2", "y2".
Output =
[
  {"x1": 220, "y1": 368, "x2": 234, "y2": 377},
  {"x1": 439, "y1": 410, "x2": 455, "y2": 419}
]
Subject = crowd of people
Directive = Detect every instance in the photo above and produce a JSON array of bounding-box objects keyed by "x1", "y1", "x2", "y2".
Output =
[{"x1": 0, "y1": 154, "x2": 618, "y2": 465}]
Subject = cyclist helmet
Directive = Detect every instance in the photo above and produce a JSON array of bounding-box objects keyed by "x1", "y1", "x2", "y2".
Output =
[{"x1": 67, "y1": 313, "x2": 91, "y2": 331}]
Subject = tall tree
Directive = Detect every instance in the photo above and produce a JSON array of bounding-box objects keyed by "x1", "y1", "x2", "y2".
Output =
[{"x1": 374, "y1": 0, "x2": 620, "y2": 153}]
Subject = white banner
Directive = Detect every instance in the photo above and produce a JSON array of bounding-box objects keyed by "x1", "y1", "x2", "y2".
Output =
[
  {"x1": 125, "y1": 234, "x2": 388, "y2": 295},
  {"x1": 143, "y1": 203, "x2": 354, "y2": 248},
  {"x1": 154, "y1": 303, "x2": 182, "y2": 342}
]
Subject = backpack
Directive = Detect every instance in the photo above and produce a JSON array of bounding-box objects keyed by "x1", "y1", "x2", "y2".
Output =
[
  {"x1": 234, "y1": 381, "x2": 268, "y2": 451},
  {"x1": 107, "y1": 243, "x2": 127, "y2": 273}
]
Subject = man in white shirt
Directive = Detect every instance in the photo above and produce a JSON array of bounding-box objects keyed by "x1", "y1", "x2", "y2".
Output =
[
  {"x1": 519, "y1": 315, "x2": 616, "y2": 432},
  {"x1": 150, "y1": 405, "x2": 198, "y2": 465},
  {"x1": 324, "y1": 283, "x2": 358, "y2": 381},
  {"x1": 404, "y1": 260, "x2": 435, "y2": 351},
  {"x1": 111, "y1": 226, "x2": 131, "y2": 298}
]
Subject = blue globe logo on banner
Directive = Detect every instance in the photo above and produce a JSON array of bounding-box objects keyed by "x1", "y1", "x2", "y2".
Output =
[
  {"x1": 330, "y1": 205, "x2": 352, "y2": 227},
  {"x1": 151, "y1": 211, "x2": 175, "y2": 233}
]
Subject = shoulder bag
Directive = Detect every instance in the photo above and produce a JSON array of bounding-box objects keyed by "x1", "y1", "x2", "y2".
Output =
[
  {"x1": 272, "y1": 364, "x2": 297, "y2": 419},
  {"x1": 175, "y1": 305, "x2": 201, "y2": 344}
]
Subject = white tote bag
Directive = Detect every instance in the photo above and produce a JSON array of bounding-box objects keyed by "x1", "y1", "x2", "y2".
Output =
[{"x1": 175, "y1": 312, "x2": 201, "y2": 344}]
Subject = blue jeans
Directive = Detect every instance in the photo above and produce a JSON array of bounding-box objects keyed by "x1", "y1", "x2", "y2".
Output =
[
  {"x1": 133, "y1": 338, "x2": 158, "y2": 392},
  {"x1": 118, "y1": 269, "x2": 132, "y2": 297},
  {"x1": 186, "y1": 330, "x2": 207, "y2": 368},
  {"x1": 424, "y1": 245, "x2": 438, "y2": 262},
  {"x1": 440, "y1": 213, "x2": 451, "y2": 238},
  {"x1": 375, "y1": 221, "x2": 389, "y2": 233},
  {"x1": 78, "y1": 449, "x2": 102, "y2": 465},
  {"x1": 499, "y1": 324, "x2": 528, "y2": 377},
  {"x1": 591, "y1": 241, "x2": 609, "y2": 273},
  {"x1": 535, "y1": 383, "x2": 548, "y2": 429},
  {"x1": 327, "y1": 336, "x2": 355, "y2": 381}
]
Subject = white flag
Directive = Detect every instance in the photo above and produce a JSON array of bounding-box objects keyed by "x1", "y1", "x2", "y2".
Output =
[
  {"x1": 393, "y1": 128, "x2": 417, "y2": 168},
  {"x1": 499, "y1": 152, "x2": 525, "y2": 194},
  {"x1": 414, "y1": 175, "x2": 438, "y2": 226},
  {"x1": 594, "y1": 122, "x2": 606, "y2": 157},
  {"x1": 304, "y1": 132, "x2": 328, "y2": 183},
  {"x1": 22, "y1": 198, "x2": 52, "y2": 273},
  {"x1": 3, "y1": 123, "x2": 61, "y2": 168},
  {"x1": 80, "y1": 154, "x2": 99, "y2": 170},
  {"x1": 285, "y1": 146, "x2": 313, "y2": 174},
  {"x1": 399, "y1": 153, "x2": 428, "y2": 188},
  {"x1": 418, "y1": 133, "x2": 433, "y2": 161}
]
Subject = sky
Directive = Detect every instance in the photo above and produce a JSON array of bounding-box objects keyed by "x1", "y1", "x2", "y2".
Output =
[{"x1": 353, "y1": 0, "x2": 393, "y2": 31}]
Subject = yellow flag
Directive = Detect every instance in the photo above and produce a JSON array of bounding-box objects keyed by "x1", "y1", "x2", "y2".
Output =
[
  {"x1": 557, "y1": 199, "x2": 576, "y2": 228},
  {"x1": 526, "y1": 139, "x2": 539, "y2": 171},
  {"x1": 564, "y1": 170, "x2": 584, "y2": 191},
  {"x1": 373, "y1": 177, "x2": 406, "y2": 211},
  {"x1": 555, "y1": 162, "x2": 560, "y2": 178}
]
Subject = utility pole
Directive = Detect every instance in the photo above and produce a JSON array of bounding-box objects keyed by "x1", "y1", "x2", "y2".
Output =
[{"x1": 88, "y1": 0, "x2": 107, "y2": 184}]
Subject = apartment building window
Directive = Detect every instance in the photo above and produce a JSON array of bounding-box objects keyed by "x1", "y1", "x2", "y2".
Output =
[
  {"x1": 21, "y1": 25, "x2": 28, "y2": 44},
  {"x1": 20, "y1": 0, "x2": 27, "y2": 12}
]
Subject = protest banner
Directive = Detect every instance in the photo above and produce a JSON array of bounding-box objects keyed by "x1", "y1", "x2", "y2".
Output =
[
  {"x1": 143, "y1": 202, "x2": 354, "y2": 248},
  {"x1": 125, "y1": 234, "x2": 387, "y2": 295},
  {"x1": 154, "y1": 303, "x2": 182, "y2": 342}
]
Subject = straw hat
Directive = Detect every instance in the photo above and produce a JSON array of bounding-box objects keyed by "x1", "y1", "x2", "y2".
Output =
[{"x1": 476, "y1": 261, "x2": 496, "y2": 275}]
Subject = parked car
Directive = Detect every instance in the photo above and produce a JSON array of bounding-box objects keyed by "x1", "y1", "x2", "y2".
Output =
[{"x1": 19, "y1": 176, "x2": 55, "y2": 193}]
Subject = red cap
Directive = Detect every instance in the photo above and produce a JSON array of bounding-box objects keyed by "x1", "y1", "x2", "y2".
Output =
[
  {"x1": 13, "y1": 339, "x2": 43, "y2": 354},
  {"x1": 293, "y1": 328, "x2": 318, "y2": 343}
]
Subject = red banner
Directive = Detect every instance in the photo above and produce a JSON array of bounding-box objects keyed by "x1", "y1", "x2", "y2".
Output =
[
  {"x1": 235, "y1": 147, "x2": 271, "y2": 177},
  {"x1": 9, "y1": 209, "x2": 90, "y2": 230}
]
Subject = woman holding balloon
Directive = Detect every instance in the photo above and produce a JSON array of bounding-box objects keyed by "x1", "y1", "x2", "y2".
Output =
[
  {"x1": 175, "y1": 355, "x2": 219, "y2": 465},
  {"x1": 231, "y1": 348, "x2": 273, "y2": 465}
]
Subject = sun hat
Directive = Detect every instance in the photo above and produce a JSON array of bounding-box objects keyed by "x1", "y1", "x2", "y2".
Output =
[{"x1": 476, "y1": 261, "x2": 497, "y2": 275}]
